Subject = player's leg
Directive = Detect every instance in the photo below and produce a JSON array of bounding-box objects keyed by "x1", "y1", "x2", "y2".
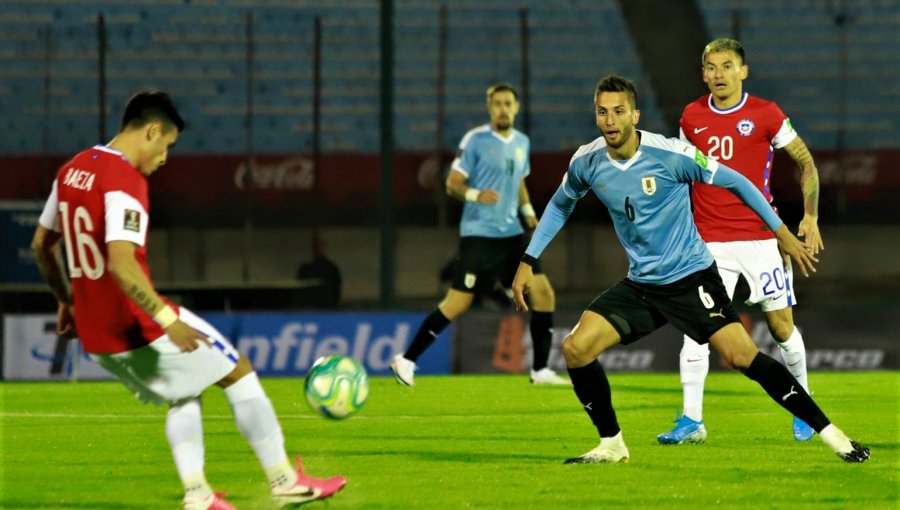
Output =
[
  {"x1": 748, "y1": 241, "x2": 813, "y2": 440},
  {"x1": 709, "y1": 323, "x2": 868, "y2": 462},
  {"x1": 180, "y1": 304, "x2": 348, "y2": 506},
  {"x1": 564, "y1": 281, "x2": 663, "y2": 464},
  {"x1": 527, "y1": 274, "x2": 568, "y2": 384},
  {"x1": 391, "y1": 288, "x2": 473, "y2": 386}
]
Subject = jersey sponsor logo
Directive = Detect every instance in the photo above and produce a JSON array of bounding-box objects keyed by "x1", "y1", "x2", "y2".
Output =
[
  {"x1": 124, "y1": 209, "x2": 141, "y2": 232},
  {"x1": 464, "y1": 273, "x2": 477, "y2": 289},
  {"x1": 693, "y1": 127, "x2": 708, "y2": 134},
  {"x1": 693, "y1": 149, "x2": 709, "y2": 169},
  {"x1": 641, "y1": 176, "x2": 656, "y2": 196},
  {"x1": 736, "y1": 119, "x2": 755, "y2": 136}
]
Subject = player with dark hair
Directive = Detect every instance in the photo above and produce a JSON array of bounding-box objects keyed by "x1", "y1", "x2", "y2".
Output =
[
  {"x1": 511, "y1": 75, "x2": 868, "y2": 464},
  {"x1": 31, "y1": 91, "x2": 346, "y2": 509},
  {"x1": 391, "y1": 83, "x2": 568, "y2": 386},
  {"x1": 657, "y1": 38, "x2": 823, "y2": 445}
]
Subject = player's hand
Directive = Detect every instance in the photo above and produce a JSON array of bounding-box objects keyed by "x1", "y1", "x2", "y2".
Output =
[
  {"x1": 478, "y1": 189, "x2": 500, "y2": 204},
  {"x1": 165, "y1": 320, "x2": 211, "y2": 352},
  {"x1": 56, "y1": 302, "x2": 77, "y2": 338},
  {"x1": 797, "y1": 214, "x2": 824, "y2": 255},
  {"x1": 523, "y1": 215, "x2": 538, "y2": 230},
  {"x1": 775, "y1": 224, "x2": 818, "y2": 277},
  {"x1": 511, "y1": 262, "x2": 534, "y2": 312}
]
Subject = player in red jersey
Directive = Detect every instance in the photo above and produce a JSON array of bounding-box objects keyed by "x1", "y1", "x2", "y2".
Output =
[
  {"x1": 657, "y1": 38, "x2": 824, "y2": 446},
  {"x1": 31, "y1": 92, "x2": 346, "y2": 510}
]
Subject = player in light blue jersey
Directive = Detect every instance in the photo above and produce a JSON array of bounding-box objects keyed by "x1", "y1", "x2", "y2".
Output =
[
  {"x1": 512, "y1": 75, "x2": 868, "y2": 464},
  {"x1": 391, "y1": 83, "x2": 568, "y2": 387}
]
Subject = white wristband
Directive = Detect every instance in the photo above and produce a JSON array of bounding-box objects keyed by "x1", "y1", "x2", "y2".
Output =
[
  {"x1": 519, "y1": 203, "x2": 536, "y2": 217},
  {"x1": 153, "y1": 305, "x2": 178, "y2": 329},
  {"x1": 464, "y1": 188, "x2": 481, "y2": 202}
]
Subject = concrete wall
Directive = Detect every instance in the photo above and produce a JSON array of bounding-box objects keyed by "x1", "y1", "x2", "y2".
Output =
[{"x1": 146, "y1": 224, "x2": 900, "y2": 306}]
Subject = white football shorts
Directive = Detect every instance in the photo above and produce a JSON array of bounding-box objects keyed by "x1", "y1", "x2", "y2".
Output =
[
  {"x1": 706, "y1": 238, "x2": 796, "y2": 312},
  {"x1": 92, "y1": 307, "x2": 239, "y2": 405}
]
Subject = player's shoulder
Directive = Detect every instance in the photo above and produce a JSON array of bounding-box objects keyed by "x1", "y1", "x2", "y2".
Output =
[
  {"x1": 640, "y1": 130, "x2": 694, "y2": 157},
  {"x1": 569, "y1": 135, "x2": 608, "y2": 168},
  {"x1": 459, "y1": 124, "x2": 493, "y2": 147}
]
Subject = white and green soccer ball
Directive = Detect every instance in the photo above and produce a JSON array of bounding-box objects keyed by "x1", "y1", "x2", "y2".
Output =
[{"x1": 304, "y1": 355, "x2": 369, "y2": 419}]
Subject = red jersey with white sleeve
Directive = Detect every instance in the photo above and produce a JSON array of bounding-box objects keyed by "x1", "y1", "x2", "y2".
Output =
[
  {"x1": 38, "y1": 145, "x2": 176, "y2": 354},
  {"x1": 680, "y1": 92, "x2": 797, "y2": 242}
]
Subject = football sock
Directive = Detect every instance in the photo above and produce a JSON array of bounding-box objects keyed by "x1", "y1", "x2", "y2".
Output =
[
  {"x1": 568, "y1": 360, "x2": 621, "y2": 438},
  {"x1": 224, "y1": 372, "x2": 297, "y2": 488},
  {"x1": 404, "y1": 308, "x2": 451, "y2": 362},
  {"x1": 743, "y1": 352, "x2": 829, "y2": 432},
  {"x1": 166, "y1": 398, "x2": 213, "y2": 499},
  {"x1": 679, "y1": 337, "x2": 710, "y2": 422},
  {"x1": 530, "y1": 311, "x2": 554, "y2": 371},
  {"x1": 776, "y1": 326, "x2": 809, "y2": 392}
]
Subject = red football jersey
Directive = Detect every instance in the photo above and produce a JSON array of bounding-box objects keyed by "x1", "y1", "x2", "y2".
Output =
[
  {"x1": 680, "y1": 92, "x2": 797, "y2": 242},
  {"x1": 38, "y1": 145, "x2": 176, "y2": 354}
]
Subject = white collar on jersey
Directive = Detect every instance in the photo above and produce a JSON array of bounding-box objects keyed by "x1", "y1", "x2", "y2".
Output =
[
  {"x1": 490, "y1": 130, "x2": 516, "y2": 144},
  {"x1": 93, "y1": 144, "x2": 125, "y2": 156},
  {"x1": 605, "y1": 149, "x2": 643, "y2": 171},
  {"x1": 707, "y1": 92, "x2": 748, "y2": 114}
]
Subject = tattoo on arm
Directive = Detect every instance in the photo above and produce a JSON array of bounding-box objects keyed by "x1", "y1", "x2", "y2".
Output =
[
  {"x1": 786, "y1": 137, "x2": 819, "y2": 216},
  {"x1": 129, "y1": 284, "x2": 159, "y2": 316}
]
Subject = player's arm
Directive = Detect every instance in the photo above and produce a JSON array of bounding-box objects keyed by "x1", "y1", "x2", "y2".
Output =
[
  {"x1": 107, "y1": 240, "x2": 208, "y2": 352},
  {"x1": 513, "y1": 182, "x2": 579, "y2": 311},
  {"x1": 783, "y1": 136, "x2": 823, "y2": 253},
  {"x1": 518, "y1": 180, "x2": 538, "y2": 229},
  {"x1": 445, "y1": 169, "x2": 499, "y2": 204},
  {"x1": 31, "y1": 225, "x2": 77, "y2": 338},
  {"x1": 711, "y1": 165, "x2": 817, "y2": 277}
]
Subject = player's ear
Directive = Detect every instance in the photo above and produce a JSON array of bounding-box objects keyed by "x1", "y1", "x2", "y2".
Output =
[
  {"x1": 145, "y1": 122, "x2": 162, "y2": 141},
  {"x1": 740, "y1": 64, "x2": 749, "y2": 80},
  {"x1": 633, "y1": 108, "x2": 640, "y2": 126}
]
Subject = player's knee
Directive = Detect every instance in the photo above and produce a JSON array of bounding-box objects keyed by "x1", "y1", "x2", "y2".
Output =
[
  {"x1": 767, "y1": 320, "x2": 794, "y2": 343},
  {"x1": 562, "y1": 335, "x2": 590, "y2": 366}
]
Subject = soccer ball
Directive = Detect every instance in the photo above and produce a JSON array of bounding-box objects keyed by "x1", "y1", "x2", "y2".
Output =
[{"x1": 304, "y1": 355, "x2": 369, "y2": 419}]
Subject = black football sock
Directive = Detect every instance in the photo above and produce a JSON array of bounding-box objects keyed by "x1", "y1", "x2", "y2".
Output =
[
  {"x1": 530, "y1": 311, "x2": 553, "y2": 371},
  {"x1": 568, "y1": 360, "x2": 621, "y2": 438},
  {"x1": 404, "y1": 309, "x2": 451, "y2": 362},
  {"x1": 743, "y1": 352, "x2": 830, "y2": 432}
]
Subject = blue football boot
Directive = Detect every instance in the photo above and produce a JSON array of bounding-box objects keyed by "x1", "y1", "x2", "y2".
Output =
[{"x1": 657, "y1": 414, "x2": 707, "y2": 445}]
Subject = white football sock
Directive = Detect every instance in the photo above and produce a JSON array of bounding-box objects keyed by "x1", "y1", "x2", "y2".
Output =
[
  {"x1": 777, "y1": 326, "x2": 809, "y2": 392},
  {"x1": 224, "y1": 372, "x2": 297, "y2": 488},
  {"x1": 680, "y1": 337, "x2": 710, "y2": 422},
  {"x1": 166, "y1": 398, "x2": 213, "y2": 499}
]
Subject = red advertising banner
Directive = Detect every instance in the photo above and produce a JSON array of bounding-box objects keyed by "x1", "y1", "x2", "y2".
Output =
[{"x1": 4, "y1": 150, "x2": 898, "y2": 223}]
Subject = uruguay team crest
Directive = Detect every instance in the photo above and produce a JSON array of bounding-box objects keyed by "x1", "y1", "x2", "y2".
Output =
[
  {"x1": 464, "y1": 273, "x2": 477, "y2": 289},
  {"x1": 515, "y1": 147, "x2": 526, "y2": 162},
  {"x1": 641, "y1": 176, "x2": 656, "y2": 196},
  {"x1": 737, "y1": 119, "x2": 755, "y2": 136}
]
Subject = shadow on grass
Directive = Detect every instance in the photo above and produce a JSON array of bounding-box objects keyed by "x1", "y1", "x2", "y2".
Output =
[{"x1": 0, "y1": 500, "x2": 162, "y2": 510}]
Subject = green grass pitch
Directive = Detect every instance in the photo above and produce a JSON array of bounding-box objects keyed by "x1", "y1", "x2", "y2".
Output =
[{"x1": 2, "y1": 371, "x2": 897, "y2": 509}]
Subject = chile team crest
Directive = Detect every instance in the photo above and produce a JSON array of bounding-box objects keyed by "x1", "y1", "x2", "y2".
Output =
[
  {"x1": 641, "y1": 176, "x2": 656, "y2": 196},
  {"x1": 737, "y1": 119, "x2": 755, "y2": 136}
]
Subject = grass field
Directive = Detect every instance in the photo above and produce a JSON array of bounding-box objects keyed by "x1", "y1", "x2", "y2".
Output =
[{"x1": 2, "y1": 371, "x2": 897, "y2": 510}]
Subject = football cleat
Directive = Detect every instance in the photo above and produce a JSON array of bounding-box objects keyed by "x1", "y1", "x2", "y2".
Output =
[
  {"x1": 272, "y1": 457, "x2": 347, "y2": 507},
  {"x1": 183, "y1": 492, "x2": 237, "y2": 510},
  {"x1": 390, "y1": 353, "x2": 416, "y2": 386},
  {"x1": 792, "y1": 415, "x2": 815, "y2": 442},
  {"x1": 530, "y1": 367, "x2": 571, "y2": 385},
  {"x1": 564, "y1": 432, "x2": 630, "y2": 464},
  {"x1": 656, "y1": 414, "x2": 707, "y2": 445},
  {"x1": 820, "y1": 425, "x2": 870, "y2": 463}
]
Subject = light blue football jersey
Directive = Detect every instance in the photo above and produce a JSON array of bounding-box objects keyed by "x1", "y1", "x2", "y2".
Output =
[
  {"x1": 526, "y1": 130, "x2": 783, "y2": 284},
  {"x1": 451, "y1": 124, "x2": 531, "y2": 238}
]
